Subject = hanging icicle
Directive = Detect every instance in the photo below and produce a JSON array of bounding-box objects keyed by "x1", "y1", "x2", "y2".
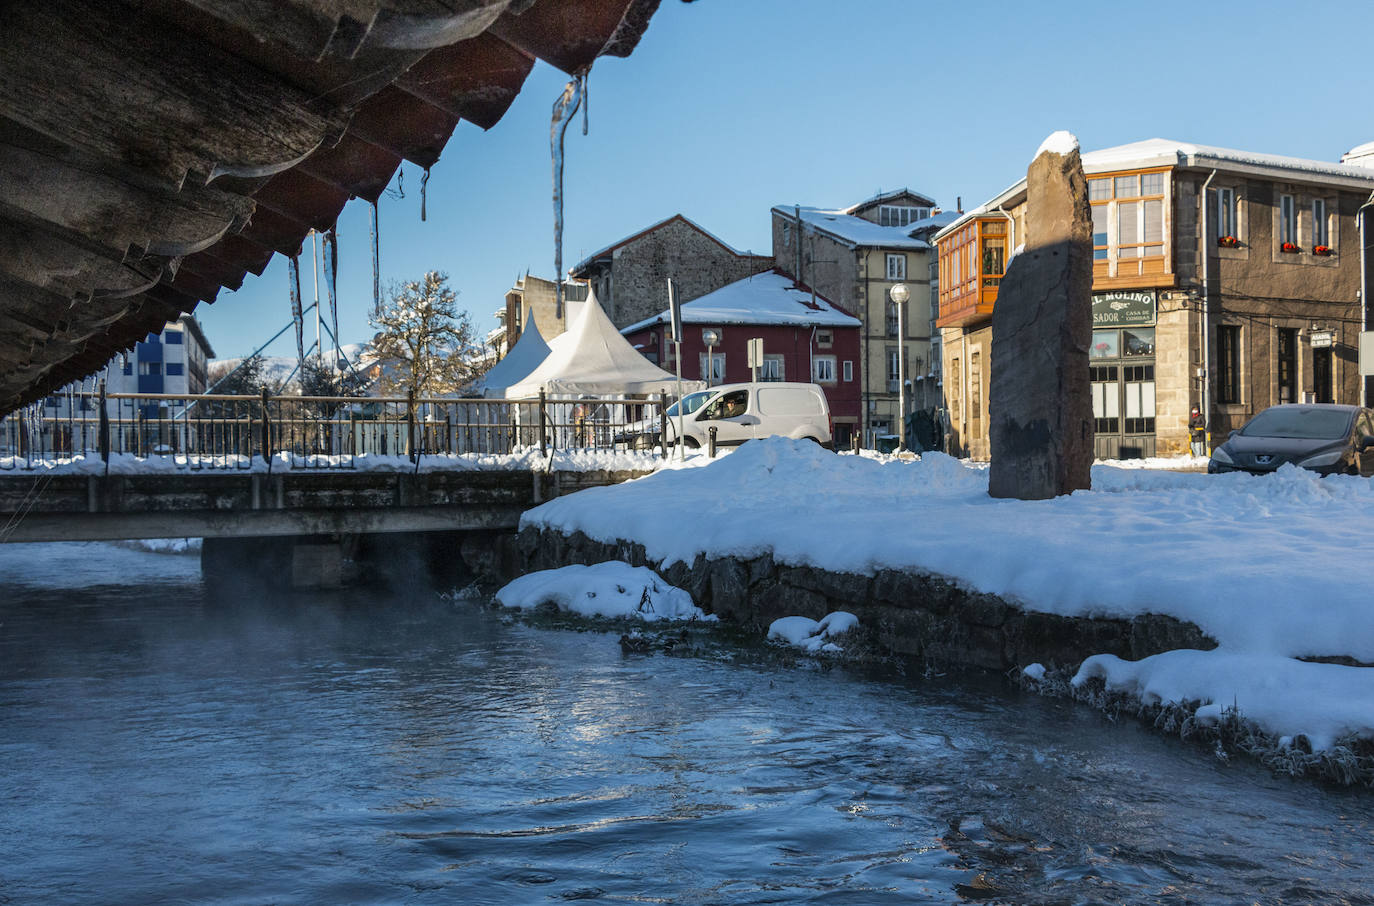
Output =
[
  {"x1": 322, "y1": 221, "x2": 340, "y2": 368},
  {"x1": 550, "y1": 67, "x2": 589, "y2": 320},
  {"x1": 370, "y1": 200, "x2": 381, "y2": 314},
  {"x1": 420, "y1": 166, "x2": 431, "y2": 222},
  {"x1": 288, "y1": 251, "x2": 305, "y2": 379}
]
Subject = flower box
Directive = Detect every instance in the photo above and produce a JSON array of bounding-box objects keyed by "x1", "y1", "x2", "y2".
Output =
[
  {"x1": 1217, "y1": 235, "x2": 1239, "y2": 248},
  {"x1": 1313, "y1": 245, "x2": 1333, "y2": 257},
  {"x1": 1280, "y1": 242, "x2": 1301, "y2": 253}
]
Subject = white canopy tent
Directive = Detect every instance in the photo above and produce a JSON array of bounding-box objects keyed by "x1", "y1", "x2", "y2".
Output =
[
  {"x1": 505, "y1": 290, "x2": 701, "y2": 399},
  {"x1": 473, "y1": 313, "x2": 551, "y2": 398}
]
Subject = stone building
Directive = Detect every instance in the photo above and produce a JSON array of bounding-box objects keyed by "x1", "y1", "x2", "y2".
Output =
[
  {"x1": 500, "y1": 273, "x2": 589, "y2": 352},
  {"x1": 934, "y1": 138, "x2": 1374, "y2": 461},
  {"x1": 568, "y1": 214, "x2": 772, "y2": 330},
  {"x1": 770, "y1": 190, "x2": 953, "y2": 446}
]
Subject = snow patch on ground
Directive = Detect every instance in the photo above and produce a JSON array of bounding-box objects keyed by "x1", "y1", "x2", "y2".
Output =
[
  {"x1": 768, "y1": 611, "x2": 860, "y2": 653},
  {"x1": 495, "y1": 562, "x2": 713, "y2": 622}
]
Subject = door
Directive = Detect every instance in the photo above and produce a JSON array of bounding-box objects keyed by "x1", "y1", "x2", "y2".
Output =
[
  {"x1": 697, "y1": 389, "x2": 755, "y2": 446},
  {"x1": 1313, "y1": 348, "x2": 1334, "y2": 404}
]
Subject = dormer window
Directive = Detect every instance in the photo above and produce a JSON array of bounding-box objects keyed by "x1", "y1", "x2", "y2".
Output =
[{"x1": 879, "y1": 205, "x2": 929, "y2": 227}]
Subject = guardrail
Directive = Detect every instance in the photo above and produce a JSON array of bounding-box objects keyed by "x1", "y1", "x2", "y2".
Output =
[{"x1": 0, "y1": 384, "x2": 671, "y2": 472}]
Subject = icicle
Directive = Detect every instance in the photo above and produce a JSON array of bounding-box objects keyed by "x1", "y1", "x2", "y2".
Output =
[
  {"x1": 370, "y1": 200, "x2": 381, "y2": 313},
  {"x1": 288, "y1": 252, "x2": 305, "y2": 379},
  {"x1": 322, "y1": 222, "x2": 340, "y2": 367},
  {"x1": 550, "y1": 68, "x2": 588, "y2": 320},
  {"x1": 581, "y1": 69, "x2": 589, "y2": 136},
  {"x1": 420, "y1": 167, "x2": 431, "y2": 222}
]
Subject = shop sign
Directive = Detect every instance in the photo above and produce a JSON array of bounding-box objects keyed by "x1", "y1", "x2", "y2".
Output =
[
  {"x1": 1310, "y1": 330, "x2": 1334, "y2": 349},
  {"x1": 1092, "y1": 290, "x2": 1155, "y2": 327}
]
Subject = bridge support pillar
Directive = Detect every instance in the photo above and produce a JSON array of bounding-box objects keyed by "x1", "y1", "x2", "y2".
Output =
[{"x1": 291, "y1": 542, "x2": 343, "y2": 589}]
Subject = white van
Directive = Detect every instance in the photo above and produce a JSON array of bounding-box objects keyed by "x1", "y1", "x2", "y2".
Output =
[{"x1": 665, "y1": 382, "x2": 832, "y2": 449}]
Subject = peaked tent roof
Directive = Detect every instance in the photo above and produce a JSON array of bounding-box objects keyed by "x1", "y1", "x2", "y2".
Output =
[
  {"x1": 504, "y1": 291, "x2": 700, "y2": 398},
  {"x1": 473, "y1": 312, "x2": 551, "y2": 398}
]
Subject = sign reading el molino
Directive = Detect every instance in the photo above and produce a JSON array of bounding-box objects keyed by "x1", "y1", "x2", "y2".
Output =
[{"x1": 1092, "y1": 290, "x2": 1156, "y2": 327}]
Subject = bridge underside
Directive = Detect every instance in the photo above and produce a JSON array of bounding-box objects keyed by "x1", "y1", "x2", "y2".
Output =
[
  {"x1": 0, "y1": 0, "x2": 663, "y2": 414},
  {"x1": 0, "y1": 469, "x2": 637, "y2": 543}
]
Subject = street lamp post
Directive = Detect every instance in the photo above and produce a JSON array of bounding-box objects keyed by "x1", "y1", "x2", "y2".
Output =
[
  {"x1": 701, "y1": 328, "x2": 720, "y2": 387},
  {"x1": 888, "y1": 283, "x2": 909, "y2": 451}
]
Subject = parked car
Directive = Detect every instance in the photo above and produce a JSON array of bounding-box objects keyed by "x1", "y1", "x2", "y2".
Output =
[
  {"x1": 664, "y1": 382, "x2": 832, "y2": 449},
  {"x1": 1207, "y1": 403, "x2": 1374, "y2": 476},
  {"x1": 613, "y1": 389, "x2": 714, "y2": 448}
]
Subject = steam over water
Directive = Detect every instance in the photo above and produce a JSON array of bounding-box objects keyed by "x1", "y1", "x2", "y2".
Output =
[{"x1": 2, "y1": 542, "x2": 1372, "y2": 904}]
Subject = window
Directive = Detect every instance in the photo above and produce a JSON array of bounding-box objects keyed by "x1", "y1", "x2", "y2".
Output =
[
  {"x1": 698, "y1": 353, "x2": 725, "y2": 384},
  {"x1": 980, "y1": 222, "x2": 1006, "y2": 286},
  {"x1": 842, "y1": 360, "x2": 853, "y2": 382},
  {"x1": 886, "y1": 347, "x2": 901, "y2": 392},
  {"x1": 1122, "y1": 364, "x2": 1156, "y2": 435},
  {"x1": 1217, "y1": 325, "x2": 1241, "y2": 404},
  {"x1": 782, "y1": 222, "x2": 792, "y2": 248},
  {"x1": 879, "y1": 205, "x2": 923, "y2": 227},
  {"x1": 702, "y1": 390, "x2": 748, "y2": 420},
  {"x1": 950, "y1": 357, "x2": 962, "y2": 421},
  {"x1": 970, "y1": 351, "x2": 982, "y2": 432},
  {"x1": 760, "y1": 355, "x2": 784, "y2": 381},
  {"x1": 813, "y1": 355, "x2": 836, "y2": 383},
  {"x1": 1089, "y1": 170, "x2": 1167, "y2": 273},
  {"x1": 138, "y1": 361, "x2": 161, "y2": 376},
  {"x1": 1091, "y1": 365, "x2": 1120, "y2": 434},
  {"x1": 1312, "y1": 198, "x2": 1329, "y2": 248},
  {"x1": 164, "y1": 330, "x2": 184, "y2": 345},
  {"x1": 1279, "y1": 194, "x2": 1296, "y2": 245},
  {"x1": 886, "y1": 254, "x2": 907, "y2": 280},
  {"x1": 122, "y1": 359, "x2": 133, "y2": 376},
  {"x1": 44, "y1": 395, "x2": 59, "y2": 408},
  {"x1": 165, "y1": 362, "x2": 184, "y2": 376},
  {"x1": 816, "y1": 329, "x2": 833, "y2": 347},
  {"x1": 1215, "y1": 187, "x2": 1237, "y2": 239},
  {"x1": 886, "y1": 301, "x2": 900, "y2": 337}
]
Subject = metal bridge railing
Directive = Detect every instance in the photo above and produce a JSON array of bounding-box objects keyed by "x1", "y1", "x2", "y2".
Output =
[{"x1": 0, "y1": 385, "x2": 672, "y2": 472}]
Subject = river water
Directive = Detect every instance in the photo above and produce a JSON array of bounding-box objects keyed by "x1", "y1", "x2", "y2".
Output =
[{"x1": 2, "y1": 543, "x2": 1372, "y2": 905}]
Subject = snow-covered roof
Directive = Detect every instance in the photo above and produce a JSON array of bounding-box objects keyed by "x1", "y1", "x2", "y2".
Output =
[
  {"x1": 473, "y1": 314, "x2": 550, "y2": 398},
  {"x1": 570, "y1": 214, "x2": 765, "y2": 276},
  {"x1": 505, "y1": 290, "x2": 698, "y2": 398},
  {"x1": 620, "y1": 270, "x2": 861, "y2": 335},
  {"x1": 772, "y1": 205, "x2": 932, "y2": 251},
  {"x1": 904, "y1": 210, "x2": 960, "y2": 237},
  {"x1": 842, "y1": 187, "x2": 937, "y2": 214},
  {"x1": 934, "y1": 137, "x2": 1374, "y2": 242}
]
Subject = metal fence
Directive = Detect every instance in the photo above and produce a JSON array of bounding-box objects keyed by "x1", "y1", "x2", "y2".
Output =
[{"x1": 0, "y1": 385, "x2": 670, "y2": 471}]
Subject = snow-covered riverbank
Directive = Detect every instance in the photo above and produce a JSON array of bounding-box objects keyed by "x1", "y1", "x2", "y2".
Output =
[{"x1": 520, "y1": 438, "x2": 1374, "y2": 755}]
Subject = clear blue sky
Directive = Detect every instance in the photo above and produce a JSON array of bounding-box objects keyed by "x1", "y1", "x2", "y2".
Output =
[{"x1": 198, "y1": 0, "x2": 1374, "y2": 359}]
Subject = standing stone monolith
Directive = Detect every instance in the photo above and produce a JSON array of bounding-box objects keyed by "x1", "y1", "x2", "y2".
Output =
[{"x1": 987, "y1": 131, "x2": 1094, "y2": 499}]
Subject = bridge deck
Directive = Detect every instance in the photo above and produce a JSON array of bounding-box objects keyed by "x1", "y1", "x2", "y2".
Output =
[{"x1": 0, "y1": 469, "x2": 647, "y2": 543}]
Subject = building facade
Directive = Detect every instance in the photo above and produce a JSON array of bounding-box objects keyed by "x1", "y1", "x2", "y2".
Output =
[
  {"x1": 770, "y1": 190, "x2": 951, "y2": 446},
  {"x1": 500, "y1": 273, "x2": 589, "y2": 351},
  {"x1": 620, "y1": 270, "x2": 862, "y2": 447},
  {"x1": 935, "y1": 139, "x2": 1374, "y2": 461},
  {"x1": 570, "y1": 214, "x2": 772, "y2": 330}
]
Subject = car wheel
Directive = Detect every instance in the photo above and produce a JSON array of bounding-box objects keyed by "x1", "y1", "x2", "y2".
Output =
[{"x1": 683, "y1": 437, "x2": 700, "y2": 450}]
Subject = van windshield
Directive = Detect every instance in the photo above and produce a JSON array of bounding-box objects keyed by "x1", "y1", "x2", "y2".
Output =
[{"x1": 666, "y1": 391, "x2": 712, "y2": 418}]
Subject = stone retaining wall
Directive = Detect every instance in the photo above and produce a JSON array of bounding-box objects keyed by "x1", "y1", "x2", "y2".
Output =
[{"x1": 493, "y1": 527, "x2": 1215, "y2": 672}]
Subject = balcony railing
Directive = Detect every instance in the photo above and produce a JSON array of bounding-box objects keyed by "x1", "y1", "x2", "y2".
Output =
[{"x1": 0, "y1": 387, "x2": 670, "y2": 472}]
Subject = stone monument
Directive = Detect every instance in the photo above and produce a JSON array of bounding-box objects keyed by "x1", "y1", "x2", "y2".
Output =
[{"x1": 987, "y1": 131, "x2": 1094, "y2": 499}]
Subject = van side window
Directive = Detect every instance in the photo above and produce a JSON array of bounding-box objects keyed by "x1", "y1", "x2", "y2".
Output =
[{"x1": 702, "y1": 390, "x2": 748, "y2": 420}]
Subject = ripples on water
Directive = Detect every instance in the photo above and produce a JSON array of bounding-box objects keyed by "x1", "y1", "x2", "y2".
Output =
[{"x1": 2, "y1": 542, "x2": 1373, "y2": 905}]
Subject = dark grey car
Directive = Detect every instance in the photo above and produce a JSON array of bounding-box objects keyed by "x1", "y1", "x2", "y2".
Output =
[{"x1": 1207, "y1": 403, "x2": 1374, "y2": 476}]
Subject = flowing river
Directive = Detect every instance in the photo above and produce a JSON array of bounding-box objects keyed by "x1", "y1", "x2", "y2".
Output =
[{"x1": 2, "y1": 542, "x2": 1372, "y2": 905}]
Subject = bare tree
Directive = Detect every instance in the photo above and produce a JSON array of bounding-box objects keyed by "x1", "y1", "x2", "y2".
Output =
[{"x1": 369, "y1": 271, "x2": 482, "y2": 396}]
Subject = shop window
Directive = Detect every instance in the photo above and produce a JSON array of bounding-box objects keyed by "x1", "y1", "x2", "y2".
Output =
[
  {"x1": 1217, "y1": 325, "x2": 1241, "y2": 404},
  {"x1": 1090, "y1": 330, "x2": 1119, "y2": 359},
  {"x1": 1123, "y1": 364, "x2": 1156, "y2": 434},
  {"x1": 1091, "y1": 365, "x2": 1120, "y2": 434},
  {"x1": 1122, "y1": 328, "x2": 1155, "y2": 357}
]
